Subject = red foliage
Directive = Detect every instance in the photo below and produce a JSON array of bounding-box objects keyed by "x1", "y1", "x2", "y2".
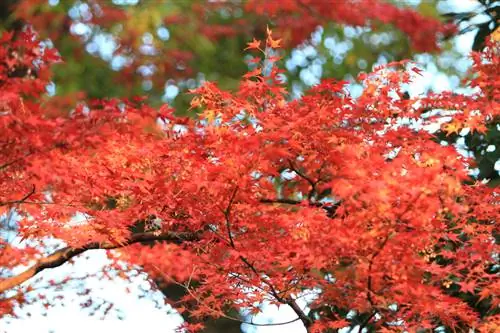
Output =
[
  {"x1": 244, "y1": 0, "x2": 456, "y2": 51},
  {"x1": 0, "y1": 29, "x2": 498, "y2": 332},
  {"x1": 11, "y1": 0, "x2": 456, "y2": 83}
]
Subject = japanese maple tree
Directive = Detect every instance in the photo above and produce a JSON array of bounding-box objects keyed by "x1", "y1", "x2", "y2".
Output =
[{"x1": 0, "y1": 17, "x2": 499, "y2": 333}]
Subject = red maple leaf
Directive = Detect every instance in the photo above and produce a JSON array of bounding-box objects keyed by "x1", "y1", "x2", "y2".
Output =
[{"x1": 245, "y1": 38, "x2": 262, "y2": 51}]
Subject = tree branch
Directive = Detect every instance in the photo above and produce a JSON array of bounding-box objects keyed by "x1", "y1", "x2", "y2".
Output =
[
  {"x1": 0, "y1": 152, "x2": 33, "y2": 171},
  {"x1": 0, "y1": 184, "x2": 35, "y2": 207},
  {"x1": 224, "y1": 190, "x2": 308, "y2": 323},
  {"x1": 0, "y1": 230, "x2": 199, "y2": 294},
  {"x1": 366, "y1": 233, "x2": 391, "y2": 306},
  {"x1": 357, "y1": 310, "x2": 377, "y2": 332},
  {"x1": 288, "y1": 160, "x2": 318, "y2": 200},
  {"x1": 259, "y1": 198, "x2": 340, "y2": 218},
  {"x1": 238, "y1": 255, "x2": 313, "y2": 329},
  {"x1": 223, "y1": 186, "x2": 238, "y2": 248},
  {"x1": 287, "y1": 298, "x2": 312, "y2": 328},
  {"x1": 259, "y1": 198, "x2": 302, "y2": 205},
  {"x1": 161, "y1": 270, "x2": 303, "y2": 328}
]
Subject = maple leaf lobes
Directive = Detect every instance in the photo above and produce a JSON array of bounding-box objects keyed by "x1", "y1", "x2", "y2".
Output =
[{"x1": 245, "y1": 38, "x2": 262, "y2": 51}]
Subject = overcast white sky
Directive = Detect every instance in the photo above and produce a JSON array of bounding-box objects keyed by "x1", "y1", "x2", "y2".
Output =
[{"x1": 1, "y1": 1, "x2": 491, "y2": 332}]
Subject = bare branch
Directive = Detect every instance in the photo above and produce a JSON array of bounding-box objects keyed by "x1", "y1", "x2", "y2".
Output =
[{"x1": 0, "y1": 230, "x2": 199, "y2": 294}]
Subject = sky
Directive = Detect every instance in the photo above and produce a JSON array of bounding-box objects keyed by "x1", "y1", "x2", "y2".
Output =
[{"x1": 1, "y1": 0, "x2": 495, "y2": 332}]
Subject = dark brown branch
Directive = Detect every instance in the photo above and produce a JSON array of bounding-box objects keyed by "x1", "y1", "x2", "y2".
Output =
[
  {"x1": 0, "y1": 184, "x2": 35, "y2": 207},
  {"x1": 161, "y1": 271, "x2": 303, "y2": 328},
  {"x1": 0, "y1": 150, "x2": 37, "y2": 172},
  {"x1": 238, "y1": 256, "x2": 281, "y2": 298},
  {"x1": 238, "y1": 256, "x2": 312, "y2": 329},
  {"x1": 223, "y1": 187, "x2": 238, "y2": 248},
  {"x1": 259, "y1": 198, "x2": 302, "y2": 205},
  {"x1": 0, "y1": 158, "x2": 21, "y2": 171},
  {"x1": 288, "y1": 160, "x2": 318, "y2": 200},
  {"x1": 0, "y1": 230, "x2": 199, "y2": 294},
  {"x1": 224, "y1": 205, "x2": 312, "y2": 327},
  {"x1": 259, "y1": 198, "x2": 340, "y2": 218},
  {"x1": 287, "y1": 298, "x2": 313, "y2": 328},
  {"x1": 223, "y1": 189, "x2": 305, "y2": 324},
  {"x1": 243, "y1": 316, "x2": 302, "y2": 327},
  {"x1": 367, "y1": 234, "x2": 391, "y2": 306},
  {"x1": 357, "y1": 311, "x2": 377, "y2": 332}
]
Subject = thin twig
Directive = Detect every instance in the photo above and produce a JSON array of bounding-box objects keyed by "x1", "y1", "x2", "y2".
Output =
[
  {"x1": 220, "y1": 188, "x2": 293, "y2": 312},
  {"x1": 223, "y1": 186, "x2": 239, "y2": 248},
  {"x1": 156, "y1": 269, "x2": 302, "y2": 327},
  {"x1": 11, "y1": 201, "x2": 79, "y2": 207},
  {"x1": 0, "y1": 151, "x2": 35, "y2": 171},
  {"x1": 238, "y1": 256, "x2": 313, "y2": 328}
]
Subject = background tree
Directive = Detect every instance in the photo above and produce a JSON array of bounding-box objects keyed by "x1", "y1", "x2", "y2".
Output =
[{"x1": 0, "y1": 0, "x2": 457, "y2": 103}]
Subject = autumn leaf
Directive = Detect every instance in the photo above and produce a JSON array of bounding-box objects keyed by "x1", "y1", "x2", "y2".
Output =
[
  {"x1": 267, "y1": 37, "x2": 282, "y2": 49},
  {"x1": 265, "y1": 25, "x2": 282, "y2": 49},
  {"x1": 245, "y1": 38, "x2": 262, "y2": 51},
  {"x1": 442, "y1": 121, "x2": 462, "y2": 136},
  {"x1": 411, "y1": 66, "x2": 424, "y2": 76},
  {"x1": 459, "y1": 280, "x2": 477, "y2": 294}
]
